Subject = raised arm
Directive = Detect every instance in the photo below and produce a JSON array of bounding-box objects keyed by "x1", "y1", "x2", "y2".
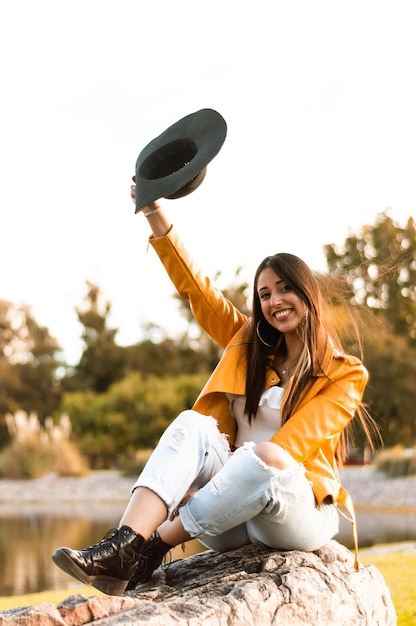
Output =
[
  {"x1": 130, "y1": 178, "x2": 247, "y2": 347},
  {"x1": 131, "y1": 179, "x2": 170, "y2": 238}
]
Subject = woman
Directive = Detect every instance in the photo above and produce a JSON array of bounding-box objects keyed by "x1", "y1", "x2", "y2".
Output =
[{"x1": 52, "y1": 190, "x2": 379, "y2": 596}]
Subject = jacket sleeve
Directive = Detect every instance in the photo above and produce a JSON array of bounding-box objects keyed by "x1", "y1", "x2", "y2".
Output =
[
  {"x1": 149, "y1": 227, "x2": 247, "y2": 349},
  {"x1": 271, "y1": 358, "x2": 368, "y2": 462}
]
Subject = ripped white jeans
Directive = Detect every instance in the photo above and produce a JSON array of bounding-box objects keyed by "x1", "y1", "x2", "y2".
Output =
[{"x1": 132, "y1": 410, "x2": 339, "y2": 552}]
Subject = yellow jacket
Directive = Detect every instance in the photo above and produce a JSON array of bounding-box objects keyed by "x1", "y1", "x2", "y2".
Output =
[{"x1": 150, "y1": 226, "x2": 366, "y2": 565}]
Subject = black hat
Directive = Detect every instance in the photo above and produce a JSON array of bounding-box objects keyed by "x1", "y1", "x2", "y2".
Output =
[{"x1": 134, "y1": 108, "x2": 227, "y2": 213}]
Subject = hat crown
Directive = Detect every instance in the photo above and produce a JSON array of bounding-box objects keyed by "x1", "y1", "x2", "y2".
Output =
[{"x1": 138, "y1": 138, "x2": 197, "y2": 181}]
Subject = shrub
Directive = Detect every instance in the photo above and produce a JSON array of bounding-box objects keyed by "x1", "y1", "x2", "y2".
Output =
[
  {"x1": 61, "y1": 372, "x2": 208, "y2": 468},
  {"x1": 0, "y1": 410, "x2": 89, "y2": 479},
  {"x1": 373, "y1": 445, "x2": 416, "y2": 477},
  {"x1": 117, "y1": 448, "x2": 153, "y2": 477}
]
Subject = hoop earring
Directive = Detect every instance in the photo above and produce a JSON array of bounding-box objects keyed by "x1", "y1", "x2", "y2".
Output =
[{"x1": 256, "y1": 319, "x2": 278, "y2": 348}]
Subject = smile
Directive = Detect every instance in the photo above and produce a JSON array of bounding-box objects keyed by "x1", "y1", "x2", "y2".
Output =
[{"x1": 274, "y1": 309, "x2": 292, "y2": 319}]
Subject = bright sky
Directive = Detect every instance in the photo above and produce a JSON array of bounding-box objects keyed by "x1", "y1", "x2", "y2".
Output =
[{"x1": 1, "y1": 1, "x2": 415, "y2": 364}]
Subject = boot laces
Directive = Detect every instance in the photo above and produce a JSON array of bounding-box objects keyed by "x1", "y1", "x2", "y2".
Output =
[{"x1": 87, "y1": 527, "x2": 137, "y2": 564}]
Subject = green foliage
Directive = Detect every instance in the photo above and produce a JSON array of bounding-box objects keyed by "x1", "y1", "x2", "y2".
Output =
[
  {"x1": 65, "y1": 281, "x2": 126, "y2": 393},
  {"x1": 124, "y1": 336, "x2": 219, "y2": 377},
  {"x1": 324, "y1": 212, "x2": 416, "y2": 449},
  {"x1": 60, "y1": 372, "x2": 208, "y2": 468},
  {"x1": 335, "y1": 302, "x2": 416, "y2": 448},
  {"x1": 118, "y1": 447, "x2": 153, "y2": 477},
  {"x1": 362, "y1": 330, "x2": 416, "y2": 447},
  {"x1": 0, "y1": 301, "x2": 62, "y2": 448},
  {"x1": 325, "y1": 211, "x2": 416, "y2": 343}
]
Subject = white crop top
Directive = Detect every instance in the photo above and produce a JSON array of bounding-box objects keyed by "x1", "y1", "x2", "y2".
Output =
[{"x1": 226, "y1": 386, "x2": 284, "y2": 448}]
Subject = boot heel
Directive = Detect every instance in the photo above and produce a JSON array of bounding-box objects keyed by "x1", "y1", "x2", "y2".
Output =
[{"x1": 92, "y1": 577, "x2": 129, "y2": 596}]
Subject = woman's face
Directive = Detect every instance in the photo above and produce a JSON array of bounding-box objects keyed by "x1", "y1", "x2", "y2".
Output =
[{"x1": 257, "y1": 267, "x2": 307, "y2": 335}]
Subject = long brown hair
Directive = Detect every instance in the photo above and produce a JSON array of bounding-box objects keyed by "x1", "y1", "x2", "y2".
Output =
[{"x1": 244, "y1": 252, "x2": 380, "y2": 463}]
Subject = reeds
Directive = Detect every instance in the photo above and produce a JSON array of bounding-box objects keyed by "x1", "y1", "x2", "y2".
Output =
[{"x1": 0, "y1": 410, "x2": 89, "y2": 479}]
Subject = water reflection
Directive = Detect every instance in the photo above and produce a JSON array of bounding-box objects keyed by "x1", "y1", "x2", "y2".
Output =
[
  {"x1": 337, "y1": 507, "x2": 416, "y2": 549},
  {"x1": 0, "y1": 508, "x2": 120, "y2": 596},
  {"x1": 1, "y1": 505, "x2": 415, "y2": 597}
]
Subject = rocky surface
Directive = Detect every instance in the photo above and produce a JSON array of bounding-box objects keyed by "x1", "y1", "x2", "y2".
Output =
[{"x1": 0, "y1": 541, "x2": 396, "y2": 625}]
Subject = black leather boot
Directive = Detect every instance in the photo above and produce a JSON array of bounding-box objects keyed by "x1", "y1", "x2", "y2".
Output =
[
  {"x1": 52, "y1": 525, "x2": 145, "y2": 596},
  {"x1": 126, "y1": 531, "x2": 173, "y2": 590}
]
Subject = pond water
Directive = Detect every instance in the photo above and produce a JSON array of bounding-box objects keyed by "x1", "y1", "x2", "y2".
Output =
[{"x1": 1, "y1": 504, "x2": 415, "y2": 597}]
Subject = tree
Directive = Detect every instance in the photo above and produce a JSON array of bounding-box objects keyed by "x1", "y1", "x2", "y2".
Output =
[
  {"x1": 0, "y1": 301, "x2": 62, "y2": 447},
  {"x1": 325, "y1": 211, "x2": 416, "y2": 343},
  {"x1": 173, "y1": 266, "x2": 251, "y2": 366},
  {"x1": 123, "y1": 336, "x2": 216, "y2": 378},
  {"x1": 324, "y1": 212, "x2": 416, "y2": 447},
  {"x1": 65, "y1": 281, "x2": 126, "y2": 393},
  {"x1": 362, "y1": 329, "x2": 416, "y2": 447}
]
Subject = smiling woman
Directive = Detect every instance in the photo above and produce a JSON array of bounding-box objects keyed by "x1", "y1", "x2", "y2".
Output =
[{"x1": 50, "y1": 131, "x2": 381, "y2": 595}]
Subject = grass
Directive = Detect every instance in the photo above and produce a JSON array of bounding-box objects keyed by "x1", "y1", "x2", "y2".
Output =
[
  {"x1": 0, "y1": 544, "x2": 415, "y2": 624},
  {"x1": 360, "y1": 543, "x2": 416, "y2": 626}
]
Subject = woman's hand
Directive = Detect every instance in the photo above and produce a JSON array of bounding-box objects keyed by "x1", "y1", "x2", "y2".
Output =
[
  {"x1": 130, "y1": 175, "x2": 160, "y2": 215},
  {"x1": 169, "y1": 489, "x2": 199, "y2": 520},
  {"x1": 130, "y1": 175, "x2": 172, "y2": 236},
  {"x1": 130, "y1": 176, "x2": 136, "y2": 204}
]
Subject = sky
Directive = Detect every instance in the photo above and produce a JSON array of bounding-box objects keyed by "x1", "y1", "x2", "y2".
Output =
[{"x1": 1, "y1": 1, "x2": 415, "y2": 364}]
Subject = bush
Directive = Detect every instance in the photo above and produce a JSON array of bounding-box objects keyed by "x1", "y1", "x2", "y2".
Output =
[
  {"x1": 373, "y1": 445, "x2": 416, "y2": 477},
  {"x1": 61, "y1": 372, "x2": 208, "y2": 468},
  {"x1": 117, "y1": 448, "x2": 153, "y2": 477}
]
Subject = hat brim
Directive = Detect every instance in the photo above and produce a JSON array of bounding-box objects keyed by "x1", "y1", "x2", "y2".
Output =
[{"x1": 135, "y1": 109, "x2": 227, "y2": 213}]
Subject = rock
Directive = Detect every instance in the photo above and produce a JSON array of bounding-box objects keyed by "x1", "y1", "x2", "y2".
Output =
[
  {"x1": 0, "y1": 603, "x2": 67, "y2": 626},
  {"x1": 0, "y1": 541, "x2": 396, "y2": 625}
]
